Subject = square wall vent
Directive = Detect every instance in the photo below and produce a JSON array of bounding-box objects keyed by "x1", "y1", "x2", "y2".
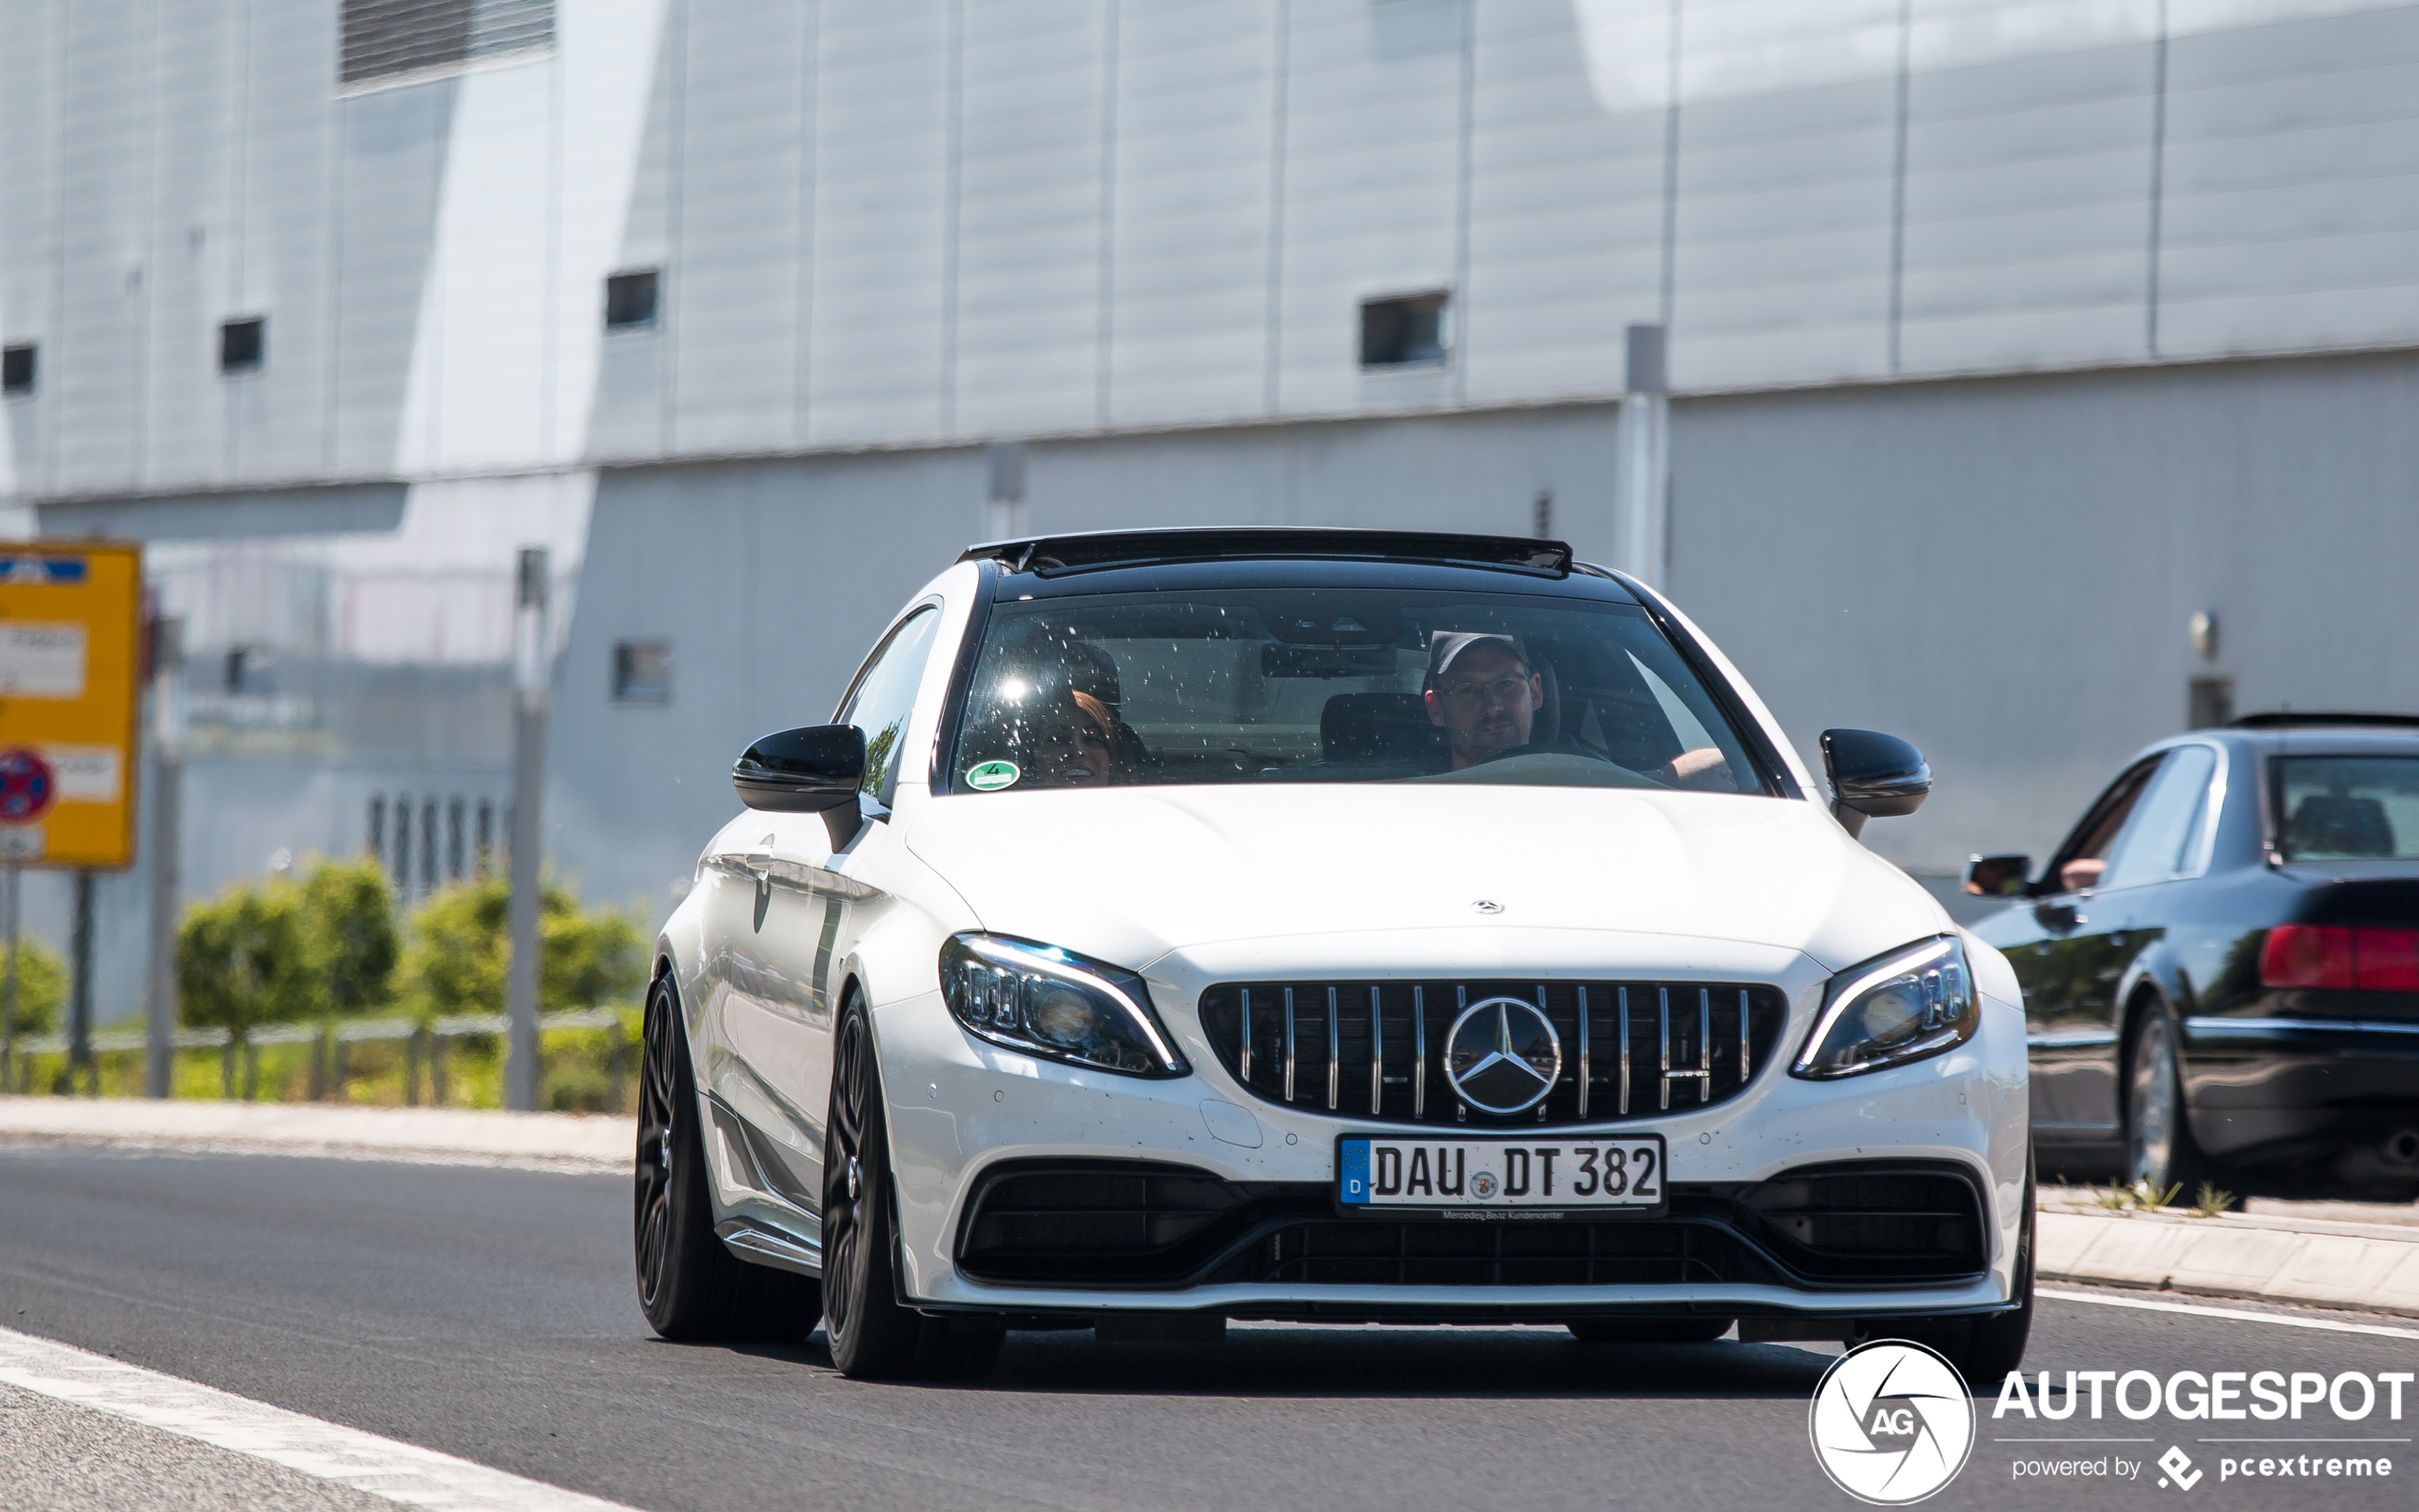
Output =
[{"x1": 1360, "y1": 291, "x2": 1450, "y2": 368}]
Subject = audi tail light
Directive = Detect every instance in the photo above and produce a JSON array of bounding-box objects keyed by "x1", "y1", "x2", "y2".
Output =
[{"x1": 2259, "y1": 925, "x2": 2419, "y2": 991}]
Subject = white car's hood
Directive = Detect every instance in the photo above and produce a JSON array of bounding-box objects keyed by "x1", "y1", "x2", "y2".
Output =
[{"x1": 905, "y1": 784, "x2": 1947, "y2": 976}]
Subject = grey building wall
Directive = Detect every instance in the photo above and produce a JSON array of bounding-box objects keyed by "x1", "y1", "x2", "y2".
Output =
[{"x1": 1676, "y1": 348, "x2": 2419, "y2": 873}]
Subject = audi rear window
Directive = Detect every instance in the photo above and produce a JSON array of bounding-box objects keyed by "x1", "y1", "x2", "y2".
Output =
[{"x1": 2274, "y1": 756, "x2": 2419, "y2": 860}]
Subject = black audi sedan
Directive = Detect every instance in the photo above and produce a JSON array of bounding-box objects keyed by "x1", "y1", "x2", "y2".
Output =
[{"x1": 1966, "y1": 715, "x2": 2419, "y2": 1199}]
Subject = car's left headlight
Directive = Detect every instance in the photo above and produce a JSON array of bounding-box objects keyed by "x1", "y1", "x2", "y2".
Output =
[
  {"x1": 1791, "y1": 935, "x2": 1977, "y2": 1080},
  {"x1": 938, "y1": 933, "x2": 1190, "y2": 1078}
]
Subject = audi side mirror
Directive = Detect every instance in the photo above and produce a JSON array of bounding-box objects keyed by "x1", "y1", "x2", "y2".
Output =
[
  {"x1": 1964, "y1": 854, "x2": 2031, "y2": 897},
  {"x1": 734, "y1": 725, "x2": 867, "y2": 846},
  {"x1": 1819, "y1": 728, "x2": 1931, "y2": 840}
]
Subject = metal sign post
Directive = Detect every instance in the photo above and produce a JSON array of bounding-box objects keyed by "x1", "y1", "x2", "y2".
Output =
[
  {"x1": 505, "y1": 548, "x2": 549, "y2": 1113},
  {"x1": 2, "y1": 857, "x2": 17, "y2": 1094},
  {"x1": 69, "y1": 869, "x2": 93, "y2": 1093},
  {"x1": 146, "y1": 618, "x2": 183, "y2": 1098},
  {"x1": 1615, "y1": 324, "x2": 1670, "y2": 589}
]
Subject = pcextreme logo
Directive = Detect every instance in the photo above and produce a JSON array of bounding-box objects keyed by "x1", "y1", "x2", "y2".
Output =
[
  {"x1": 2157, "y1": 1446, "x2": 2203, "y2": 1490},
  {"x1": 1809, "y1": 1341, "x2": 1978, "y2": 1504}
]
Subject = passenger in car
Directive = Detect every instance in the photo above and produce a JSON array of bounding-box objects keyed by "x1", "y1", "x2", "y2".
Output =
[
  {"x1": 1026, "y1": 686, "x2": 1132, "y2": 786},
  {"x1": 969, "y1": 630, "x2": 1147, "y2": 788}
]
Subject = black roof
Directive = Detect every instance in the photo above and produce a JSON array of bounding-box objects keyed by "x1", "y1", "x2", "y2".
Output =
[
  {"x1": 957, "y1": 527, "x2": 1577, "y2": 577},
  {"x1": 2231, "y1": 712, "x2": 2419, "y2": 731},
  {"x1": 2189, "y1": 714, "x2": 2419, "y2": 758}
]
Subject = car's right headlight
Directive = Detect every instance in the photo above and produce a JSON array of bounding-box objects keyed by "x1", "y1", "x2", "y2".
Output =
[
  {"x1": 1791, "y1": 935, "x2": 1977, "y2": 1080},
  {"x1": 938, "y1": 933, "x2": 1190, "y2": 1079}
]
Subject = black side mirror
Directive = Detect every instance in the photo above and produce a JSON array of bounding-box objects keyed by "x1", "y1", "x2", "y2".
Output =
[
  {"x1": 1964, "y1": 854, "x2": 2031, "y2": 897},
  {"x1": 1819, "y1": 728, "x2": 1931, "y2": 839},
  {"x1": 734, "y1": 726, "x2": 867, "y2": 845}
]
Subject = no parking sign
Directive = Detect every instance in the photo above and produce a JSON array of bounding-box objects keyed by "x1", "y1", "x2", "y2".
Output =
[{"x1": 0, "y1": 748, "x2": 57, "y2": 825}]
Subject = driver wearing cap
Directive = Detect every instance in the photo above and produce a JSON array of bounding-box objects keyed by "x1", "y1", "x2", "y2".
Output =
[
  {"x1": 1422, "y1": 630, "x2": 1732, "y2": 787},
  {"x1": 1423, "y1": 632, "x2": 1546, "y2": 770}
]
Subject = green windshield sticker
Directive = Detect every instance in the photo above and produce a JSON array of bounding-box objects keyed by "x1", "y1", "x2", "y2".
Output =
[{"x1": 965, "y1": 760, "x2": 1021, "y2": 791}]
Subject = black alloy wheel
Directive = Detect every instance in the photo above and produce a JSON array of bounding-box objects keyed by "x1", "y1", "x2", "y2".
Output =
[
  {"x1": 634, "y1": 974, "x2": 822, "y2": 1342},
  {"x1": 823, "y1": 991, "x2": 1004, "y2": 1383},
  {"x1": 1567, "y1": 1318, "x2": 1733, "y2": 1345},
  {"x1": 2126, "y1": 1007, "x2": 2198, "y2": 1195},
  {"x1": 1849, "y1": 1148, "x2": 2035, "y2": 1386}
]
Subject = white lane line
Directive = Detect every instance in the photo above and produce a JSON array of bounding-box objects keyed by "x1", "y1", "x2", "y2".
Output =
[
  {"x1": 0, "y1": 1326, "x2": 642, "y2": 1512},
  {"x1": 2041, "y1": 1286, "x2": 2419, "y2": 1343}
]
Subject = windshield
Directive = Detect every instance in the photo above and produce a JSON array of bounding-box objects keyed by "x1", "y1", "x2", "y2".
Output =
[
  {"x1": 945, "y1": 587, "x2": 1770, "y2": 796},
  {"x1": 2274, "y1": 755, "x2": 2419, "y2": 860}
]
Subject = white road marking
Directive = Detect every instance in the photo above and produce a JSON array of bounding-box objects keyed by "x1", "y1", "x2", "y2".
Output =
[
  {"x1": 0, "y1": 1327, "x2": 642, "y2": 1512},
  {"x1": 2041, "y1": 1285, "x2": 2419, "y2": 1343}
]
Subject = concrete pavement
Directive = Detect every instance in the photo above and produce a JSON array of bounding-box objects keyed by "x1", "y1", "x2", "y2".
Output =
[
  {"x1": 2038, "y1": 1194, "x2": 2419, "y2": 1320},
  {"x1": 0, "y1": 1094, "x2": 630, "y2": 1172}
]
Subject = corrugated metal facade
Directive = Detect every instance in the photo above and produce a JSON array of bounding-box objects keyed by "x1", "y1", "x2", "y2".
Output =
[{"x1": 11, "y1": 0, "x2": 2419, "y2": 497}]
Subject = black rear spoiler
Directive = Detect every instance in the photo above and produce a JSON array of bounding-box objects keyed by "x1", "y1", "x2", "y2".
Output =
[{"x1": 957, "y1": 527, "x2": 1573, "y2": 577}]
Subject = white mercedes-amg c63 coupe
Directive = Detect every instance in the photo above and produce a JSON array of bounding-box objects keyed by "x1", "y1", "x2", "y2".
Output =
[{"x1": 634, "y1": 528, "x2": 2031, "y2": 1383}]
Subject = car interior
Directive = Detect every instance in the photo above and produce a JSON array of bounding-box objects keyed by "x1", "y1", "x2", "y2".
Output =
[{"x1": 951, "y1": 597, "x2": 1750, "y2": 793}]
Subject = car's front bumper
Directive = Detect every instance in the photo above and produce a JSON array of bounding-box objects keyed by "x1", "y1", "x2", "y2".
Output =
[{"x1": 870, "y1": 937, "x2": 2029, "y2": 1321}]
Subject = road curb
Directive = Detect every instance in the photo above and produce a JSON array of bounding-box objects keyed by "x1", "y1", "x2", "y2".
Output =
[
  {"x1": 0, "y1": 1095, "x2": 631, "y2": 1171},
  {"x1": 2040, "y1": 1209, "x2": 2419, "y2": 1320}
]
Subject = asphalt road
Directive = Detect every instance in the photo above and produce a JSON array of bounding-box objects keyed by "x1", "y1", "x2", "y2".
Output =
[{"x1": 2, "y1": 1143, "x2": 2413, "y2": 1512}]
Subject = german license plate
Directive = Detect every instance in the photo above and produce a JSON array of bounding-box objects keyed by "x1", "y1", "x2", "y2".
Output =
[{"x1": 1335, "y1": 1135, "x2": 1667, "y2": 1213}]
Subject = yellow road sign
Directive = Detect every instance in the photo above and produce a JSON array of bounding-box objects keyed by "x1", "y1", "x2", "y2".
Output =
[{"x1": 0, "y1": 544, "x2": 144, "y2": 869}]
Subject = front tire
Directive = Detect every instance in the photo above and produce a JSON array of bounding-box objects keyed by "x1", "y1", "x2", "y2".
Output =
[
  {"x1": 822, "y1": 991, "x2": 1003, "y2": 1383},
  {"x1": 634, "y1": 974, "x2": 822, "y2": 1342}
]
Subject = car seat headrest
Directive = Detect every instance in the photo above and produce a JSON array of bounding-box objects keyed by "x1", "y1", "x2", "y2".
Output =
[
  {"x1": 1321, "y1": 693, "x2": 1443, "y2": 768},
  {"x1": 1530, "y1": 659, "x2": 1560, "y2": 747},
  {"x1": 2287, "y1": 794, "x2": 2395, "y2": 857}
]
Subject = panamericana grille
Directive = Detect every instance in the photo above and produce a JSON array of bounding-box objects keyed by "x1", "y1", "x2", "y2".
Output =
[{"x1": 1198, "y1": 979, "x2": 1788, "y2": 1127}]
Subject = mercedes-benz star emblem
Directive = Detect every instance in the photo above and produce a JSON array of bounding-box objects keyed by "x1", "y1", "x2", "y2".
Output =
[
  {"x1": 1471, "y1": 899, "x2": 1504, "y2": 915},
  {"x1": 1443, "y1": 996, "x2": 1562, "y2": 1115}
]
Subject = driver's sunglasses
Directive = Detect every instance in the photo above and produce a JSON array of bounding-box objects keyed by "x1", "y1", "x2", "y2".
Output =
[{"x1": 1438, "y1": 674, "x2": 1531, "y2": 706}]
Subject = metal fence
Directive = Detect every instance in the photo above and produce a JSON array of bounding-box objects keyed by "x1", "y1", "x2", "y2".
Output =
[{"x1": 8, "y1": 1007, "x2": 628, "y2": 1106}]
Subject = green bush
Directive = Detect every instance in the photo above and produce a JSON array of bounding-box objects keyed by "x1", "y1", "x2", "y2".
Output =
[
  {"x1": 298, "y1": 854, "x2": 400, "y2": 1014},
  {"x1": 400, "y1": 875, "x2": 646, "y2": 1022},
  {"x1": 178, "y1": 881, "x2": 313, "y2": 1034},
  {"x1": 0, "y1": 936, "x2": 68, "y2": 1036}
]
